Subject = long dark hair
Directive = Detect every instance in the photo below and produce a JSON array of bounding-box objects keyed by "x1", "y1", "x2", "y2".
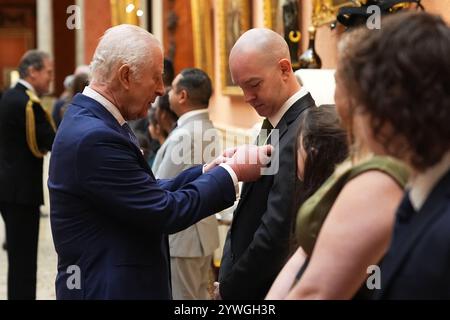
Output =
[{"x1": 297, "y1": 105, "x2": 349, "y2": 202}]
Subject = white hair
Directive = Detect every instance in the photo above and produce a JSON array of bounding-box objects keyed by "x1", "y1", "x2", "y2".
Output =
[{"x1": 90, "y1": 24, "x2": 161, "y2": 84}]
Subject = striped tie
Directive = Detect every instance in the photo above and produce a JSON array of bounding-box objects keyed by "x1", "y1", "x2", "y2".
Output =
[{"x1": 122, "y1": 122, "x2": 139, "y2": 147}]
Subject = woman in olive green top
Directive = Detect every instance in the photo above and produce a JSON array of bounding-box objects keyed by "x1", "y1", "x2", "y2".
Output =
[
  {"x1": 266, "y1": 29, "x2": 409, "y2": 300},
  {"x1": 297, "y1": 156, "x2": 408, "y2": 259},
  {"x1": 266, "y1": 155, "x2": 408, "y2": 299}
]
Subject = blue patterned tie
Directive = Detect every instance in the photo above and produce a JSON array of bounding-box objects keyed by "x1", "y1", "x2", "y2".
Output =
[{"x1": 122, "y1": 122, "x2": 139, "y2": 147}]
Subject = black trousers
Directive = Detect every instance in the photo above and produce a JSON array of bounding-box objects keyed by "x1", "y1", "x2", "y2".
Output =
[{"x1": 0, "y1": 202, "x2": 40, "y2": 300}]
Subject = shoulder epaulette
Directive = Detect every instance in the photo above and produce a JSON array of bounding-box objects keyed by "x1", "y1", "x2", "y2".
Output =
[{"x1": 25, "y1": 90, "x2": 56, "y2": 158}]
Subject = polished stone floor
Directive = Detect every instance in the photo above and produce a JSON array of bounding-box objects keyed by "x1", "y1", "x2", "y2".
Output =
[
  {"x1": 0, "y1": 210, "x2": 57, "y2": 300},
  {"x1": 0, "y1": 155, "x2": 56, "y2": 300}
]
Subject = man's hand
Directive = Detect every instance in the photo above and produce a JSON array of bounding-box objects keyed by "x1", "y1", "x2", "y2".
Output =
[
  {"x1": 203, "y1": 156, "x2": 226, "y2": 173},
  {"x1": 203, "y1": 145, "x2": 273, "y2": 182},
  {"x1": 203, "y1": 147, "x2": 239, "y2": 173},
  {"x1": 225, "y1": 144, "x2": 273, "y2": 182}
]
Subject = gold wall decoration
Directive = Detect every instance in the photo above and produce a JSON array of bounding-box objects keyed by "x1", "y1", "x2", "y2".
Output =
[
  {"x1": 191, "y1": 0, "x2": 214, "y2": 81},
  {"x1": 263, "y1": 0, "x2": 284, "y2": 34},
  {"x1": 110, "y1": 0, "x2": 142, "y2": 26},
  {"x1": 264, "y1": 0, "x2": 302, "y2": 70},
  {"x1": 312, "y1": 0, "x2": 357, "y2": 27},
  {"x1": 218, "y1": 0, "x2": 252, "y2": 95}
]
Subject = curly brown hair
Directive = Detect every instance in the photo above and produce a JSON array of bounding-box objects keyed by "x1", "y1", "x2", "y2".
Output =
[{"x1": 337, "y1": 11, "x2": 450, "y2": 171}]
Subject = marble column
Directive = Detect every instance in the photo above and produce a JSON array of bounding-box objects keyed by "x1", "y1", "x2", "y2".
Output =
[
  {"x1": 139, "y1": 0, "x2": 148, "y2": 30},
  {"x1": 36, "y1": 0, "x2": 54, "y2": 56},
  {"x1": 75, "y1": 0, "x2": 85, "y2": 66},
  {"x1": 36, "y1": 0, "x2": 53, "y2": 215},
  {"x1": 151, "y1": 0, "x2": 163, "y2": 42}
]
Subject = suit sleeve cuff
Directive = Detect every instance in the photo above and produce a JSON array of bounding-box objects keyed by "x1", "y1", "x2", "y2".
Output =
[{"x1": 219, "y1": 163, "x2": 239, "y2": 196}]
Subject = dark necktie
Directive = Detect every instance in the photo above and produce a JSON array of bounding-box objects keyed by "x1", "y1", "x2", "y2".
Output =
[
  {"x1": 122, "y1": 122, "x2": 139, "y2": 147},
  {"x1": 257, "y1": 118, "x2": 273, "y2": 146},
  {"x1": 397, "y1": 192, "x2": 417, "y2": 223}
]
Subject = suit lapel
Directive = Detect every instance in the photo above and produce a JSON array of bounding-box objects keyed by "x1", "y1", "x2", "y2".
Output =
[
  {"x1": 272, "y1": 92, "x2": 315, "y2": 145},
  {"x1": 72, "y1": 94, "x2": 123, "y2": 133},
  {"x1": 71, "y1": 94, "x2": 155, "y2": 179},
  {"x1": 380, "y1": 170, "x2": 450, "y2": 295},
  {"x1": 233, "y1": 93, "x2": 315, "y2": 218}
]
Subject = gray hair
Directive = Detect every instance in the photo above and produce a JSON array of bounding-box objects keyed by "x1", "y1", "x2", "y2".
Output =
[
  {"x1": 18, "y1": 50, "x2": 50, "y2": 79},
  {"x1": 90, "y1": 24, "x2": 161, "y2": 84},
  {"x1": 63, "y1": 74, "x2": 75, "y2": 89}
]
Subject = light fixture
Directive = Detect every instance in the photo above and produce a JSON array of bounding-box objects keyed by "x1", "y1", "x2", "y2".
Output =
[
  {"x1": 136, "y1": 9, "x2": 144, "y2": 17},
  {"x1": 126, "y1": 4, "x2": 135, "y2": 13}
]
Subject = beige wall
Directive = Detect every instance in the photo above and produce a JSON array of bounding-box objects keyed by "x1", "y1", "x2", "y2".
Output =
[
  {"x1": 208, "y1": 0, "x2": 262, "y2": 130},
  {"x1": 208, "y1": 0, "x2": 450, "y2": 130}
]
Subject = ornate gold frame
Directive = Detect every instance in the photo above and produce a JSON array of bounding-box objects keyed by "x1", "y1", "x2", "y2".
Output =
[
  {"x1": 218, "y1": 0, "x2": 252, "y2": 95},
  {"x1": 263, "y1": 0, "x2": 275, "y2": 30},
  {"x1": 263, "y1": 0, "x2": 284, "y2": 32},
  {"x1": 110, "y1": 0, "x2": 140, "y2": 26},
  {"x1": 191, "y1": 0, "x2": 214, "y2": 81},
  {"x1": 312, "y1": 0, "x2": 357, "y2": 27}
]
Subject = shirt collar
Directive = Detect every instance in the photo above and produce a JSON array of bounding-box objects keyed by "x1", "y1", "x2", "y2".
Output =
[
  {"x1": 177, "y1": 109, "x2": 208, "y2": 127},
  {"x1": 82, "y1": 86, "x2": 126, "y2": 126},
  {"x1": 18, "y1": 79, "x2": 35, "y2": 94},
  {"x1": 268, "y1": 87, "x2": 308, "y2": 128},
  {"x1": 409, "y1": 151, "x2": 450, "y2": 211}
]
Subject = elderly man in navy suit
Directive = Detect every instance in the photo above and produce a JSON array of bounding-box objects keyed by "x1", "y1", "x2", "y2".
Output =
[{"x1": 49, "y1": 24, "x2": 271, "y2": 300}]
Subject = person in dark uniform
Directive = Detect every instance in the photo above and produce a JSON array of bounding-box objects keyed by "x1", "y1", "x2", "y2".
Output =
[{"x1": 0, "y1": 50, "x2": 56, "y2": 300}]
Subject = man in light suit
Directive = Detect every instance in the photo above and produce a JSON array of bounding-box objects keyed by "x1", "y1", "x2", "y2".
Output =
[
  {"x1": 153, "y1": 68, "x2": 221, "y2": 299},
  {"x1": 49, "y1": 24, "x2": 271, "y2": 300},
  {"x1": 217, "y1": 28, "x2": 316, "y2": 299}
]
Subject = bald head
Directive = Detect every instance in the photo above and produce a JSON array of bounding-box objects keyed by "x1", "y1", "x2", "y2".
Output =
[
  {"x1": 228, "y1": 28, "x2": 300, "y2": 118},
  {"x1": 90, "y1": 24, "x2": 161, "y2": 84},
  {"x1": 230, "y1": 28, "x2": 290, "y2": 66}
]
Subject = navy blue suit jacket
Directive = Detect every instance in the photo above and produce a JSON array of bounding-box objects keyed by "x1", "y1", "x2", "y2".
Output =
[
  {"x1": 49, "y1": 93, "x2": 236, "y2": 299},
  {"x1": 375, "y1": 169, "x2": 450, "y2": 299}
]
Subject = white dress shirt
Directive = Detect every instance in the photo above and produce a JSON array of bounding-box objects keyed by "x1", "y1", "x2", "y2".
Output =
[
  {"x1": 18, "y1": 79, "x2": 36, "y2": 94},
  {"x1": 267, "y1": 87, "x2": 310, "y2": 128},
  {"x1": 82, "y1": 86, "x2": 126, "y2": 126}
]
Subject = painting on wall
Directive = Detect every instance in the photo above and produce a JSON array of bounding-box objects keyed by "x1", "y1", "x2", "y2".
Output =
[
  {"x1": 218, "y1": 0, "x2": 252, "y2": 95},
  {"x1": 311, "y1": 0, "x2": 355, "y2": 27},
  {"x1": 263, "y1": 0, "x2": 302, "y2": 70},
  {"x1": 110, "y1": 0, "x2": 142, "y2": 26},
  {"x1": 191, "y1": 0, "x2": 214, "y2": 81}
]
